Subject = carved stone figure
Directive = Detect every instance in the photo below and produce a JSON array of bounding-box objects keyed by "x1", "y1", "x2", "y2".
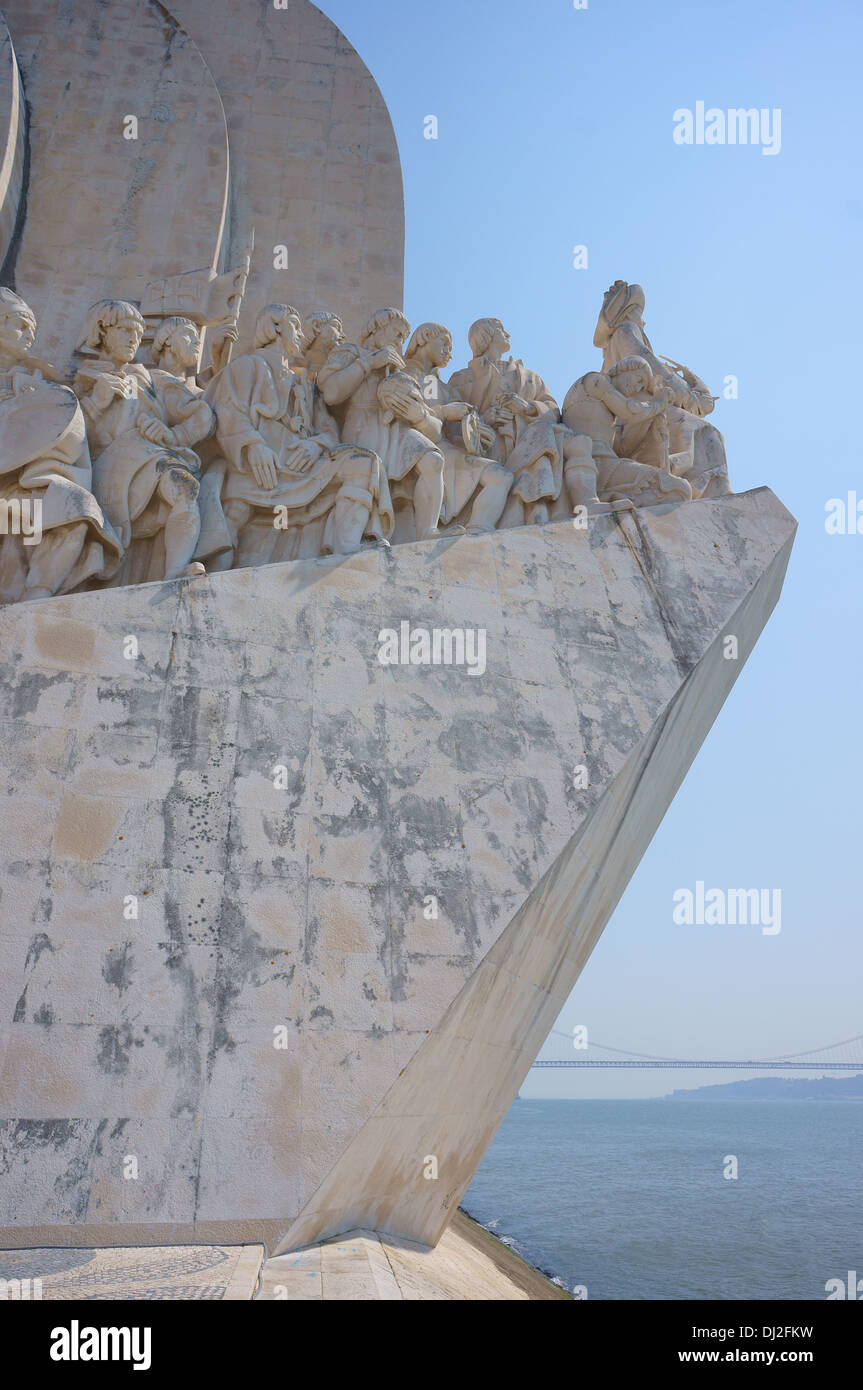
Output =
[
  {"x1": 75, "y1": 300, "x2": 207, "y2": 584},
  {"x1": 0, "y1": 288, "x2": 121, "y2": 603},
  {"x1": 204, "y1": 304, "x2": 392, "y2": 568},
  {"x1": 300, "y1": 310, "x2": 345, "y2": 384},
  {"x1": 149, "y1": 317, "x2": 216, "y2": 443},
  {"x1": 562, "y1": 356, "x2": 692, "y2": 509},
  {"x1": 318, "y1": 307, "x2": 445, "y2": 541},
  {"x1": 403, "y1": 322, "x2": 512, "y2": 535},
  {"x1": 448, "y1": 318, "x2": 602, "y2": 527},
  {"x1": 593, "y1": 281, "x2": 731, "y2": 497},
  {"x1": 149, "y1": 315, "x2": 232, "y2": 570}
]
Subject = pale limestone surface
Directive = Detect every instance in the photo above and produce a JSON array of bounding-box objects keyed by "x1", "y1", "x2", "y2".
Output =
[
  {"x1": 0, "y1": 1241, "x2": 263, "y2": 1299},
  {"x1": 257, "y1": 1212, "x2": 569, "y2": 1301},
  {"x1": 0, "y1": 490, "x2": 795, "y2": 1252},
  {"x1": 164, "y1": 0, "x2": 405, "y2": 347},
  {"x1": 3, "y1": 0, "x2": 230, "y2": 372},
  {"x1": 0, "y1": 1212, "x2": 564, "y2": 1300}
]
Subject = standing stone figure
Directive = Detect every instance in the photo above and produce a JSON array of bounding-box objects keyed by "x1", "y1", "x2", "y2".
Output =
[
  {"x1": 318, "y1": 307, "x2": 445, "y2": 541},
  {"x1": 75, "y1": 300, "x2": 206, "y2": 583},
  {"x1": 562, "y1": 357, "x2": 692, "y2": 509},
  {"x1": 402, "y1": 322, "x2": 512, "y2": 535},
  {"x1": 593, "y1": 281, "x2": 731, "y2": 497},
  {"x1": 0, "y1": 288, "x2": 121, "y2": 603},
  {"x1": 204, "y1": 304, "x2": 391, "y2": 568},
  {"x1": 448, "y1": 318, "x2": 602, "y2": 527},
  {"x1": 148, "y1": 316, "x2": 232, "y2": 567}
]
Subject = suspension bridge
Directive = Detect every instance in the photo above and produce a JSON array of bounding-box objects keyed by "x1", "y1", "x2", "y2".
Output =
[{"x1": 532, "y1": 1030, "x2": 863, "y2": 1070}]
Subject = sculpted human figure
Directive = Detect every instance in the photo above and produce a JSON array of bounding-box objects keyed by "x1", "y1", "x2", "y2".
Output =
[
  {"x1": 448, "y1": 318, "x2": 602, "y2": 527},
  {"x1": 149, "y1": 315, "x2": 233, "y2": 569},
  {"x1": 593, "y1": 281, "x2": 731, "y2": 497},
  {"x1": 149, "y1": 317, "x2": 216, "y2": 446},
  {"x1": 75, "y1": 300, "x2": 206, "y2": 583},
  {"x1": 0, "y1": 288, "x2": 121, "y2": 603},
  {"x1": 562, "y1": 356, "x2": 692, "y2": 509},
  {"x1": 317, "y1": 306, "x2": 445, "y2": 540},
  {"x1": 300, "y1": 310, "x2": 345, "y2": 385},
  {"x1": 204, "y1": 304, "x2": 392, "y2": 568},
  {"x1": 402, "y1": 322, "x2": 512, "y2": 535}
]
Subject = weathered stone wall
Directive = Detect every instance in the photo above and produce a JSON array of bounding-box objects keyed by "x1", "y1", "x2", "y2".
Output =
[
  {"x1": 2, "y1": 0, "x2": 230, "y2": 370},
  {"x1": 1, "y1": 0, "x2": 404, "y2": 369},
  {"x1": 0, "y1": 491, "x2": 795, "y2": 1251},
  {"x1": 167, "y1": 0, "x2": 405, "y2": 343}
]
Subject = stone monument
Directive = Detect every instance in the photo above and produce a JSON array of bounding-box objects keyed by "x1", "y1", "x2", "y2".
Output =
[{"x1": 0, "y1": 0, "x2": 795, "y2": 1260}]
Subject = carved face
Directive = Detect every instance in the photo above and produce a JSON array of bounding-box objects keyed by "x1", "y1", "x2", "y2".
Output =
[
  {"x1": 490, "y1": 321, "x2": 510, "y2": 354},
  {"x1": 104, "y1": 318, "x2": 143, "y2": 365},
  {"x1": 315, "y1": 318, "x2": 343, "y2": 353},
  {"x1": 168, "y1": 321, "x2": 202, "y2": 370},
  {"x1": 427, "y1": 330, "x2": 452, "y2": 369},
  {"x1": 615, "y1": 369, "x2": 650, "y2": 398},
  {"x1": 0, "y1": 309, "x2": 36, "y2": 359},
  {"x1": 277, "y1": 312, "x2": 303, "y2": 357},
  {"x1": 374, "y1": 319, "x2": 407, "y2": 352}
]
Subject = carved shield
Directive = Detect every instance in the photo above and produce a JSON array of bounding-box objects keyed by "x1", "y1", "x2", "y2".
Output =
[{"x1": 0, "y1": 382, "x2": 83, "y2": 476}]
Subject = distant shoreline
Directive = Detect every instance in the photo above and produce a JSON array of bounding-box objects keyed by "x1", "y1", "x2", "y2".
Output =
[{"x1": 662, "y1": 1074, "x2": 863, "y2": 1101}]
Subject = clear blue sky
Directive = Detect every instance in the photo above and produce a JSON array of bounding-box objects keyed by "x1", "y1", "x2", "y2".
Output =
[{"x1": 324, "y1": 0, "x2": 863, "y2": 1096}]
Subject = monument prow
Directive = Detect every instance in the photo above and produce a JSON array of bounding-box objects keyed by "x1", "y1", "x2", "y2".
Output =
[{"x1": 0, "y1": 0, "x2": 795, "y2": 1261}]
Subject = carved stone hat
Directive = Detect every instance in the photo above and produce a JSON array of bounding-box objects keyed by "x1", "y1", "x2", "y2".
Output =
[
  {"x1": 0, "y1": 286, "x2": 37, "y2": 330},
  {"x1": 593, "y1": 280, "x2": 646, "y2": 348}
]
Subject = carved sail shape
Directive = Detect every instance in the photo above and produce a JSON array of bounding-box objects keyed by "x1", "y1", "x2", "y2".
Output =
[
  {"x1": 0, "y1": 16, "x2": 26, "y2": 274},
  {"x1": 1, "y1": 0, "x2": 230, "y2": 371}
]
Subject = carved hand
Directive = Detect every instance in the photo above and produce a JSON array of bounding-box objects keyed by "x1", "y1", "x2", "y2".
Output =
[
  {"x1": 246, "y1": 442, "x2": 280, "y2": 491},
  {"x1": 391, "y1": 394, "x2": 426, "y2": 426},
  {"x1": 11, "y1": 371, "x2": 38, "y2": 397},
  {"x1": 91, "y1": 374, "x2": 127, "y2": 411},
  {"x1": 369, "y1": 346, "x2": 404, "y2": 374},
  {"x1": 139, "y1": 417, "x2": 174, "y2": 446},
  {"x1": 209, "y1": 328, "x2": 239, "y2": 375},
  {"x1": 284, "y1": 438, "x2": 322, "y2": 474},
  {"x1": 441, "y1": 401, "x2": 473, "y2": 422}
]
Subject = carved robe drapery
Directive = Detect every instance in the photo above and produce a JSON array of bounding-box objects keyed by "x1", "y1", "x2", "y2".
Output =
[
  {"x1": 0, "y1": 370, "x2": 122, "y2": 602},
  {"x1": 77, "y1": 359, "x2": 202, "y2": 552},
  {"x1": 205, "y1": 348, "x2": 393, "y2": 541},
  {"x1": 448, "y1": 355, "x2": 567, "y2": 506}
]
